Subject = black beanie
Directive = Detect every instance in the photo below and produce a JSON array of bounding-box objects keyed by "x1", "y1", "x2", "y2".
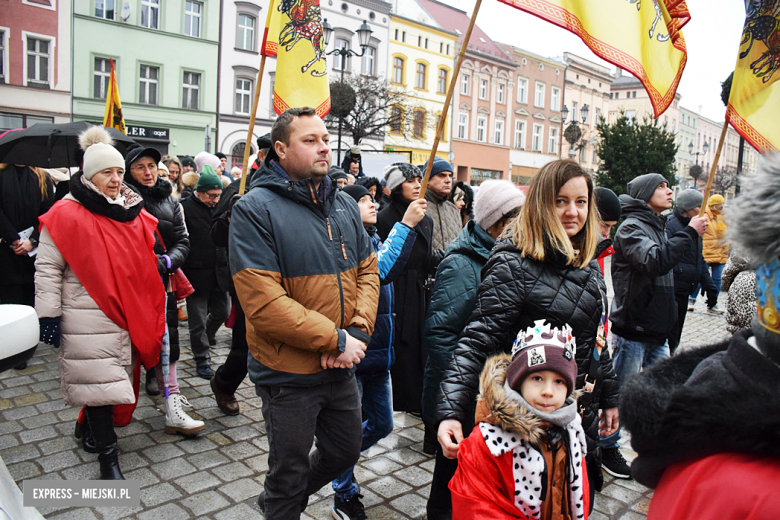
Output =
[
  {"x1": 342, "y1": 184, "x2": 371, "y2": 203},
  {"x1": 594, "y1": 187, "x2": 621, "y2": 221}
]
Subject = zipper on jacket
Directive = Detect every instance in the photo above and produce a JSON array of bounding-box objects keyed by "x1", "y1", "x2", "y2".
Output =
[
  {"x1": 331, "y1": 217, "x2": 347, "y2": 327},
  {"x1": 339, "y1": 234, "x2": 348, "y2": 260},
  {"x1": 326, "y1": 218, "x2": 333, "y2": 241}
]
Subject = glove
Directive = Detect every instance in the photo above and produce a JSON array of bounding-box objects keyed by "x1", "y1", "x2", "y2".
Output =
[
  {"x1": 706, "y1": 290, "x2": 718, "y2": 308},
  {"x1": 39, "y1": 317, "x2": 61, "y2": 348},
  {"x1": 226, "y1": 193, "x2": 242, "y2": 220},
  {"x1": 430, "y1": 248, "x2": 446, "y2": 272}
]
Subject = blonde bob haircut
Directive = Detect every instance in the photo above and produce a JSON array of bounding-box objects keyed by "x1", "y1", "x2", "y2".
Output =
[{"x1": 509, "y1": 159, "x2": 600, "y2": 268}]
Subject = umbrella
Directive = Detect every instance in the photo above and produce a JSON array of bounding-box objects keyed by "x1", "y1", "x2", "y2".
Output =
[{"x1": 0, "y1": 122, "x2": 137, "y2": 168}]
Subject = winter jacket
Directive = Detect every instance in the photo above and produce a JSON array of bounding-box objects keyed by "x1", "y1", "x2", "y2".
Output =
[
  {"x1": 450, "y1": 354, "x2": 590, "y2": 520},
  {"x1": 620, "y1": 329, "x2": 780, "y2": 519},
  {"x1": 665, "y1": 209, "x2": 716, "y2": 297},
  {"x1": 229, "y1": 151, "x2": 379, "y2": 387},
  {"x1": 34, "y1": 184, "x2": 148, "y2": 407},
  {"x1": 358, "y1": 223, "x2": 416, "y2": 375},
  {"x1": 180, "y1": 195, "x2": 229, "y2": 294},
  {"x1": 721, "y1": 253, "x2": 756, "y2": 333},
  {"x1": 702, "y1": 205, "x2": 729, "y2": 264},
  {"x1": 425, "y1": 190, "x2": 462, "y2": 251},
  {"x1": 610, "y1": 195, "x2": 697, "y2": 344},
  {"x1": 421, "y1": 220, "x2": 494, "y2": 424},
  {"x1": 180, "y1": 172, "x2": 198, "y2": 200},
  {"x1": 435, "y1": 239, "x2": 619, "y2": 468}
]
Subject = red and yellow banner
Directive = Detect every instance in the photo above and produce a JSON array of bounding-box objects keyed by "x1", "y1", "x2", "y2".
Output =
[
  {"x1": 726, "y1": 0, "x2": 780, "y2": 154},
  {"x1": 262, "y1": 0, "x2": 330, "y2": 117},
  {"x1": 498, "y1": 0, "x2": 689, "y2": 117},
  {"x1": 102, "y1": 60, "x2": 126, "y2": 134}
]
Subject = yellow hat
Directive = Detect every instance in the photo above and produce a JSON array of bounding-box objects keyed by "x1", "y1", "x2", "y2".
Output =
[{"x1": 708, "y1": 194, "x2": 725, "y2": 206}]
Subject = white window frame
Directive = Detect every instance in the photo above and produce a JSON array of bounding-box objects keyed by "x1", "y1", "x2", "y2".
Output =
[
  {"x1": 334, "y1": 39, "x2": 350, "y2": 71},
  {"x1": 571, "y1": 101, "x2": 577, "y2": 122},
  {"x1": 476, "y1": 115, "x2": 487, "y2": 143},
  {"x1": 514, "y1": 120, "x2": 525, "y2": 149},
  {"x1": 458, "y1": 112, "x2": 468, "y2": 139},
  {"x1": 235, "y1": 77, "x2": 252, "y2": 115},
  {"x1": 237, "y1": 14, "x2": 256, "y2": 51},
  {"x1": 548, "y1": 127, "x2": 559, "y2": 154},
  {"x1": 182, "y1": 71, "x2": 200, "y2": 110},
  {"x1": 497, "y1": 83, "x2": 505, "y2": 104},
  {"x1": 0, "y1": 28, "x2": 9, "y2": 84},
  {"x1": 534, "y1": 81, "x2": 545, "y2": 108},
  {"x1": 361, "y1": 46, "x2": 376, "y2": 76},
  {"x1": 22, "y1": 32, "x2": 54, "y2": 88},
  {"x1": 461, "y1": 72, "x2": 470, "y2": 95},
  {"x1": 494, "y1": 118, "x2": 504, "y2": 145},
  {"x1": 141, "y1": 0, "x2": 160, "y2": 29},
  {"x1": 21, "y1": 0, "x2": 56, "y2": 10},
  {"x1": 516, "y1": 77, "x2": 528, "y2": 103},
  {"x1": 93, "y1": 57, "x2": 112, "y2": 99},
  {"x1": 185, "y1": 1, "x2": 202, "y2": 38},
  {"x1": 95, "y1": 0, "x2": 116, "y2": 20},
  {"x1": 532, "y1": 123, "x2": 543, "y2": 151},
  {"x1": 550, "y1": 86, "x2": 560, "y2": 112},
  {"x1": 139, "y1": 64, "x2": 159, "y2": 105},
  {"x1": 479, "y1": 78, "x2": 488, "y2": 100}
]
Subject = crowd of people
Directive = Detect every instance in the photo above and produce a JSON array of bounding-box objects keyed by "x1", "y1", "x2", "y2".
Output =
[{"x1": 1, "y1": 105, "x2": 774, "y2": 520}]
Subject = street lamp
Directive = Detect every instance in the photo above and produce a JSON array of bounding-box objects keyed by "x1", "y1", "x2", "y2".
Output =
[
  {"x1": 688, "y1": 140, "x2": 710, "y2": 165},
  {"x1": 562, "y1": 104, "x2": 587, "y2": 161},
  {"x1": 323, "y1": 19, "x2": 373, "y2": 164}
]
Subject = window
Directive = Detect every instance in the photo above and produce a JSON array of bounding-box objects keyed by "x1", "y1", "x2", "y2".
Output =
[
  {"x1": 476, "y1": 115, "x2": 487, "y2": 142},
  {"x1": 534, "y1": 82, "x2": 545, "y2": 107},
  {"x1": 361, "y1": 46, "x2": 376, "y2": 76},
  {"x1": 548, "y1": 127, "x2": 558, "y2": 154},
  {"x1": 672, "y1": 118, "x2": 676, "y2": 132},
  {"x1": 437, "y1": 68, "x2": 447, "y2": 94},
  {"x1": 532, "y1": 124, "x2": 543, "y2": 151},
  {"x1": 479, "y1": 78, "x2": 488, "y2": 100},
  {"x1": 238, "y1": 14, "x2": 256, "y2": 51},
  {"x1": 514, "y1": 120, "x2": 525, "y2": 149},
  {"x1": 413, "y1": 109, "x2": 426, "y2": 138},
  {"x1": 494, "y1": 118, "x2": 504, "y2": 145},
  {"x1": 497, "y1": 83, "x2": 505, "y2": 104},
  {"x1": 139, "y1": 65, "x2": 159, "y2": 105},
  {"x1": 389, "y1": 105, "x2": 402, "y2": 133},
  {"x1": 394, "y1": 29, "x2": 398, "y2": 40},
  {"x1": 436, "y1": 114, "x2": 447, "y2": 141},
  {"x1": 0, "y1": 113, "x2": 53, "y2": 131},
  {"x1": 595, "y1": 108, "x2": 601, "y2": 123},
  {"x1": 593, "y1": 148, "x2": 598, "y2": 163},
  {"x1": 460, "y1": 73, "x2": 470, "y2": 95},
  {"x1": 235, "y1": 78, "x2": 252, "y2": 115},
  {"x1": 0, "y1": 31, "x2": 5, "y2": 83},
  {"x1": 334, "y1": 39, "x2": 350, "y2": 71},
  {"x1": 551, "y1": 87, "x2": 560, "y2": 111},
  {"x1": 580, "y1": 146, "x2": 586, "y2": 161},
  {"x1": 185, "y1": 2, "x2": 201, "y2": 37},
  {"x1": 141, "y1": 0, "x2": 160, "y2": 29},
  {"x1": 458, "y1": 112, "x2": 468, "y2": 139},
  {"x1": 626, "y1": 109, "x2": 636, "y2": 123},
  {"x1": 392, "y1": 57, "x2": 404, "y2": 84},
  {"x1": 517, "y1": 77, "x2": 527, "y2": 103},
  {"x1": 613, "y1": 92, "x2": 618, "y2": 99},
  {"x1": 95, "y1": 0, "x2": 115, "y2": 20},
  {"x1": 415, "y1": 62, "x2": 427, "y2": 89},
  {"x1": 571, "y1": 101, "x2": 577, "y2": 122},
  {"x1": 231, "y1": 142, "x2": 248, "y2": 169},
  {"x1": 182, "y1": 71, "x2": 200, "y2": 109},
  {"x1": 26, "y1": 38, "x2": 50, "y2": 87},
  {"x1": 418, "y1": 35, "x2": 422, "y2": 47},
  {"x1": 440, "y1": 42, "x2": 443, "y2": 54},
  {"x1": 93, "y1": 58, "x2": 112, "y2": 99},
  {"x1": 401, "y1": 31, "x2": 405, "y2": 43}
]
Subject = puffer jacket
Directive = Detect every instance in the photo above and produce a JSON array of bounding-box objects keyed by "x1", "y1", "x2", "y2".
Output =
[
  {"x1": 434, "y1": 238, "x2": 619, "y2": 467},
  {"x1": 229, "y1": 149, "x2": 379, "y2": 387},
  {"x1": 425, "y1": 190, "x2": 462, "y2": 251},
  {"x1": 34, "y1": 186, "x2": 145, "y2": 407},
  {"x1": 610, "y1": 195, "x2": 697, "y2": 344},
  {"x1": 702, "y1": 205, "x2": 729, "y2": 264},
  {"x1": 421, "y1": 220, "x2": 494, "y2": 424},
  {"x1": 665, "y1": 209, "x2": 716, "y2": 297}
]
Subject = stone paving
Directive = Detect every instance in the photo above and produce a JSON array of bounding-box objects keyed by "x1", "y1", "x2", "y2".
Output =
[{"x1": 1, "y1": 260, "x2": 731, "y2": 519}]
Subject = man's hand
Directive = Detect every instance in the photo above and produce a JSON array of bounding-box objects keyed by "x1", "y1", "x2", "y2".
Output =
[
  {"x1": 13, "y1": 239, "x2": 33, "y2": 256},
  {"x1": 326, "y1": 331, "x2": 367, "y2": 369},
  {"x1": 599, "y1": 407, "x2": 619, "y2": 437},
  {"x1": 438, "y1": 419, "x2": 464, "y2": 459},
  {"x1": 401, "y1": 199, "x2": 427, "y2": 228},
  {"x1": 320, "y1": 353, "x2": 349, "y2": 369},
  {"x1": 688, "y1": 216, "x2": 707, "y2": 236}
]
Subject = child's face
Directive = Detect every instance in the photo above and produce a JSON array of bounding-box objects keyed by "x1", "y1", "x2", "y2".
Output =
[{"x1": 520, "y1": 370, "x2": 568, "y2": 413}]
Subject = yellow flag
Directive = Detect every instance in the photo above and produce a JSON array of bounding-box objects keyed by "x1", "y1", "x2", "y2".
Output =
[
  {"x1": 102, "y1": 60, "x2": 126, "y2": 134},
  {"x1": 499, "y1": 0, "x2": 689, "y2": 117},
  {"x1": 726, "y1": 1, "x2": 780, "y2": 154},
  {"x1": 261, "y1": 0, "x2": 330, "y2": 117}
]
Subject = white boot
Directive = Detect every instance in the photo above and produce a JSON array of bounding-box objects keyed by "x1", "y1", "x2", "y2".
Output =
[{"x1": 165, "y1": 394, "x2": 205, "y2": 435}]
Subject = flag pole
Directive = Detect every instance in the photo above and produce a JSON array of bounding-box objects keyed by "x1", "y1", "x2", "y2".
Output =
[
  {"x1": 698, "y1": 119, "x2": 730, "y2": 218},
  {"x1": 238, "y1": 54, "x2": 268, "y2": 196},
  {"x1": 419, "y1": 0, "x2": 483, "y2": 200}
]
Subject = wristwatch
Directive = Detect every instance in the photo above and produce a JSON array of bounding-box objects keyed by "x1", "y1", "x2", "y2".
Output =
[{"x1": 29, "y1": 237, "x2": 39, "y2": 247}]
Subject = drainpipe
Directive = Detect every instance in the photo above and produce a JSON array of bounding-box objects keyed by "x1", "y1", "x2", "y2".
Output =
[
  {"x1": 214, "y1": 0, "x2": 224, "y2": 153},
  {"x1": 70, "y1": 0, "x2": 75, "y2": 122}
]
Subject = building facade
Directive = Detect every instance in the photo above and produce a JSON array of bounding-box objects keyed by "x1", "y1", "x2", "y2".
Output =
[
  {"x1": 0, "y1": 0, "x2": 71, "y2": 131},
  {"x1": 675, "y1": 106, "x2": 698, "y2": 191},
  {"x1": 71, "y1": 0, "x2": 219, "y2": 156}
]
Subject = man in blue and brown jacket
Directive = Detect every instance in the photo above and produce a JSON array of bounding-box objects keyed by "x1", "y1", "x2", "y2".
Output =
[{"x1": 229, "y1": 107, "x2": 379, "y2": 519}]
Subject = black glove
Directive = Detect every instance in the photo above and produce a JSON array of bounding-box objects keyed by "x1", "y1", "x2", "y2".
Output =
[
  {"x1": 226, "y1": 193, "x2": 242, "y2": 220},
  {"x1": 706, "y1": 290, "x2": 718, "y2": 308},
  {"x1": 39, "y1": 317, "x2": 61, "y2": 348},
  {"x1": 430, "y1": 249, "x2": 446, "y2": 272}
]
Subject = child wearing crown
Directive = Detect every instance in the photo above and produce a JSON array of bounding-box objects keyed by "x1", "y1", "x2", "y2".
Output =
[{"x1": 449, "y1": 320, "x2": 589, "y2": 520}]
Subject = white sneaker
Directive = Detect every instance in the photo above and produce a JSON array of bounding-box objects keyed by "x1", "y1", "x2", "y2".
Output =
[
  {"x1": 165, "y1": 394, "x2": 205, "y2": 435},
  {"x1": 687, "y1": 298, "x2": 696, "y2": 311}
]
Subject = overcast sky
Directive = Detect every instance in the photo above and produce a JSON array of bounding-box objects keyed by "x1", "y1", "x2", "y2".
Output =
[{"x1": 447, "y1": 0, "x2": 747, "y2": 123}]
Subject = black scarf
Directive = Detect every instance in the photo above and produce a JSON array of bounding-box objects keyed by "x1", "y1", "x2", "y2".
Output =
[
  {"x1": 69, "y1": 172, "x2": 144, "y2": 222},
  {"x1": 124, "y1": 176, "x2": 173, "y2": 201}
]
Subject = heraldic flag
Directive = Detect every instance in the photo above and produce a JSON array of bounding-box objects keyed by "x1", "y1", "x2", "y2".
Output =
[
  {"x1": 102, "y1": 59, "x2": 126, "y2": 134},
  {"x1": 499, "y1": 0, "x2": 689, "y2": 117},
  {"x1": 726, "y1": 0, "x2": 780, "y2": 154},
  {"x1": 261, "y1": 0, "x2": 331, "y2": 117}
]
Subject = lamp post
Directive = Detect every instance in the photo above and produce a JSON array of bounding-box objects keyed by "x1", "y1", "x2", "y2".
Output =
[
  {"x1": 322, "y1": 19, "x2": 373, "y2": 164},
  {"x1": 688, "y1": 140, "x2": 710, "y2": 166},
  {"x1": 562, "y1": 103, "x2": 589, "y2": 162}
]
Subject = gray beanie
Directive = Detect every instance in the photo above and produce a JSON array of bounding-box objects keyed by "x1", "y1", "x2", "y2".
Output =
[
  {"x1": 627, "y1": 173, "x2": 668, "y2": 203},
  {"x1": 675, "y1": 189, "x2": 703, "y2": 213},
  {"x1": 474, "y1": 180, "x2": 526, "y2": 230}
]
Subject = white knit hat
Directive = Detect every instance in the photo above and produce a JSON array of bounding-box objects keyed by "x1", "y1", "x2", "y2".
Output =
[
  {"x1": 474, "y1": 180, "x2": 526, "y2": 230},
  {"x1": 194, "y1": 151, "x2": 221, "y2": 173},
  {"x1": 78, "y1": 126, "x2": 125, "y2": 180}
]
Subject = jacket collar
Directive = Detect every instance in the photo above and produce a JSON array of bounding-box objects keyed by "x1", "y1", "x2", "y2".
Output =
[
  {"x1": 125, "y1": 175, "x2": 173, "y2": 201},
  {"x1": 619, "y1": 194, "x2": 667, "y2": 231}
]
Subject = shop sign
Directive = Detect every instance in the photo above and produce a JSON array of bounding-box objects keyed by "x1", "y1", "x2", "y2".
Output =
[{"x1": 126, "y1": 125, "x2": 169, "y2": 140}]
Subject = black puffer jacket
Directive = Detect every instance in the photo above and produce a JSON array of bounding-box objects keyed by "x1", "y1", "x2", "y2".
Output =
[{"x1": 434, "y1": 239, "x2": 619, "y2": 465}]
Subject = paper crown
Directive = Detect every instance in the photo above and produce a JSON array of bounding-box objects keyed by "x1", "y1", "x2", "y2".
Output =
[
  {"x1": 511, "y1": 320, "x2": 576, "y2": 358},
  {"x1": 756, "y1": 258, "x2": 780, "y2": 334}
]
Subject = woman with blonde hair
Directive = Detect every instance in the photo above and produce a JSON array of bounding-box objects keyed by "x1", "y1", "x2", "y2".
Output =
[
  {"x1": 434, "y1": 159, "x2": 619, "y2": 516},
  {"x1": 162, "y1": 155, "x2": 184, "y2": 199}
]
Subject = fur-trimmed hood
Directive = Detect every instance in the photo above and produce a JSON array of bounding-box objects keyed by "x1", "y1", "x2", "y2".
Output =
[{"x1": 182, "y1": 171, "x2": 199, "y2": 189}]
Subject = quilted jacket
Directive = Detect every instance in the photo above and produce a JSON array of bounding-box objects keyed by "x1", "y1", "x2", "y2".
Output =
[
  {"x1": 425, "y1": 190, "x2": 462, "y2": 251},
  {"x1": 434, "y1": 238, "x2": 619, "y2": 465}
]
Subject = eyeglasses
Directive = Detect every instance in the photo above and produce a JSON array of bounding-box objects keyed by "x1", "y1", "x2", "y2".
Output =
[{"x1": 205, "y1": 193, "x2": 221, "y2": 200}]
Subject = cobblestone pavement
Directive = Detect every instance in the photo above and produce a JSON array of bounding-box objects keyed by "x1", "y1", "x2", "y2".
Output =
[{"x1": 2, "y1": 264, "x2": 731, "y2": 519}]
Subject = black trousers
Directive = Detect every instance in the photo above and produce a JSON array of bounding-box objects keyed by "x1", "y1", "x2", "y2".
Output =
[
  {"x1": 427, "y1": 447, "x2": 458, "y2": 519},
  {"x1": 668, "y1": 293, "x2": 689, "y2": 355},
  {"x1": 0, "y1": 283, "x2": 34, "y2": 306},
  {"x1": 214, "y1": 295, "x2": 248, "y2": 395}
]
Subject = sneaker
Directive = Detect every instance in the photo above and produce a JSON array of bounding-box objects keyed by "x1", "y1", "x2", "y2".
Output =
[
  {"x1": 332, "y1": 494, "x2": 367, "y2": 520},
  {"x1": 707, "y1": 304, "x2": 725, "y2": 315},
  {"x1": 601, "y1": 447, "x2": 632, "y2": 479},
  {"x1": 687, "y1": 297, "x2": 696, "y2": 311}
]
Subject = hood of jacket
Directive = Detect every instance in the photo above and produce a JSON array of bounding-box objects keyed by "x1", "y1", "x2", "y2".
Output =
[
  {"x1": 446, "y1": 220, "x2": 494, "y2": 262},
  {"x1": 182, "y1": 171, "x2": 199, "y2": 189},
  {"x1": 125, "y1": 176, "x2": 173, "y2": 202},
  {"x1": 619, "y1": 194, "x2": 666, "y2": 232}
]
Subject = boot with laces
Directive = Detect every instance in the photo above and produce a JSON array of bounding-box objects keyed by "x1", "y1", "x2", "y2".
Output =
[
  {"x1": 165, "y1": 393, "x2": 205, "y2": 436},
  {"x1": 601, "y1": 447, "x2": 632, "y2": 479}
]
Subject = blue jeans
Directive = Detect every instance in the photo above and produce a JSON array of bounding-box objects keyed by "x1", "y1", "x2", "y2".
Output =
[
  {"x1": 693, "y1": 262, "x2": 725, "y2": 299},
  {"x1": 332, "y1": 371, "x2": 394, "y2": 499},
  {"x1": 600, "y1": 334, "x2": 670, "y2": 449}
]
